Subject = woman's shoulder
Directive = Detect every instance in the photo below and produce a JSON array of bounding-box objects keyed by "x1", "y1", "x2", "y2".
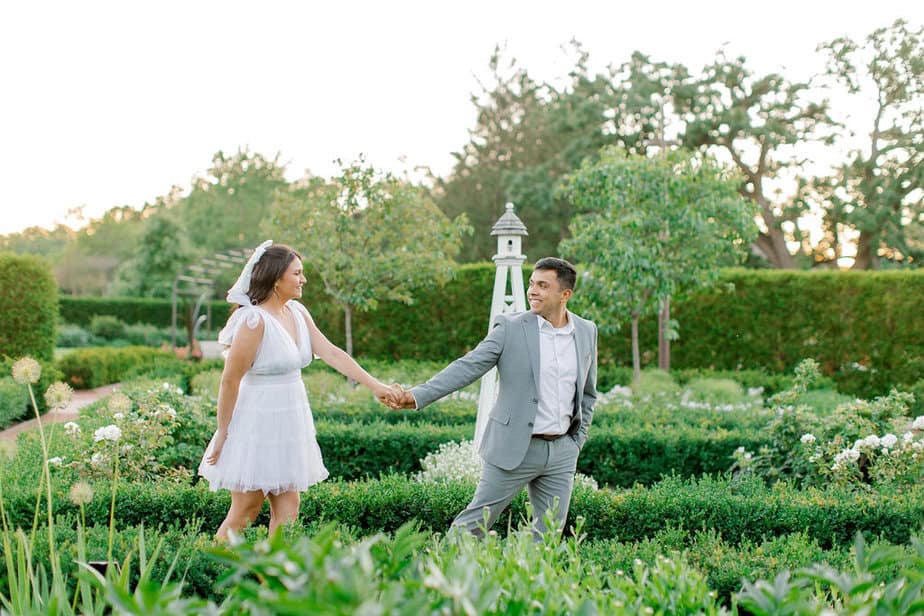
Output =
[
  {"x1": 287, "y1": 300, "x2": 312, "y2": 319},
  {"x1": 218, "y1": 305, "x2": 265, "y2": 346}
]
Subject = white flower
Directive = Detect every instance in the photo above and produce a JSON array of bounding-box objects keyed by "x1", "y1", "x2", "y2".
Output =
[
  {"x1": 881, "y1": 434, "x2": 898, "y2": 449},
  {"x1": 800, "y1": 434, "x2": 816, "y2": 444},
  {"x1": 47, "y1": 456, "x2": 63, "y2": 466},
  {"x1": 90, "y1": 452, "x2": 108, "y2": 467},
  {"x1": 912, "y1": 416, "x2": 924, "y2": 431},
  {"x1": 747, "y1": 387, "x2": 764, "y2": 397},
  {"x1": 744, "y1": 452, "x2": 752, "y2": 460},
  {"x1": 44, "y1": 382, "x2": 73, "y2": 410},
  {"x1": 93, "y1": 425, "x2": 122, "y2": 442},
  {"x1": 859, "y1": 435, "x2": 880, "y2": 449},
  {"x1": 11, "y1": 357, "x2": 41, "y2": 384},
  {"x1": 162, "y1": 382, "x2": 170, "y2": 390},
  {"x1": 834, "y1": 449, "x2": 860, "y2": 465},
  {"x1": 113, "y1": 413, "x2": 125, "y2": 421},
  {"x1": 68, "y1": 481, "x2": 94, "y2": 505},
  {"x1": 63, "y1": 422, "x2": 81, "y2": 436},
  {"x1": 903, "y1": 432, "x2": 915, "y2": 444}
]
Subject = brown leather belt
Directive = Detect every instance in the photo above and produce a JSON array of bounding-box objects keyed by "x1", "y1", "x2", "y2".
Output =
[{"x1": 532, "y1": 433, "x2": 567, "y2": 441}]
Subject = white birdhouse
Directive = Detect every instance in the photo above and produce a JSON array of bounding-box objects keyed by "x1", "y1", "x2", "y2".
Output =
[
  {"x1": 491, "y1": 202, "x2": 528, "y2": 259},
  {"x1": 475, "y1": 203, "x2": 528, "y2": 452}
]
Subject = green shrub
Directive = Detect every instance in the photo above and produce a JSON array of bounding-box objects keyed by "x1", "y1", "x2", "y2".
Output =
[
  {"x1": 683, "y1": 378, "x2": 747, "y2": 405},
  {"x1": 88, "y1": 315, "x2": 127, "y2": 341},
  {"x1": 56, "y1": 346, "x2": 180, "y2": 389},
  {"x1": 793, "y1": 389, "x2": 855, "y2": 415},
  {"x1": 2, "y1": 475, "x2": 920, "y2": 550},
  {"x1": 0, "y1": 252, "x2": 58, "y2": 361},
  {"x1": 56, "y1": 323, "x2": 95, "y2": 348},
  {"x1": 632, "y1": 369, "x2": 680, "y2": 397},
  {"x1": 0, "y1": 375, "x2": 30, "y2": 429},
  {"x1": 0, "y1": 356, "x2": 64, "y2": 415},
  {"x1": 907, "y1": 379, "x2": 924, "y2": 418}
]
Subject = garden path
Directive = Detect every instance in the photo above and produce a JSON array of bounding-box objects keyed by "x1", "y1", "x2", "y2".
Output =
[{"x1": 0, "y1": 383, "x2": 120, "y2": 441}]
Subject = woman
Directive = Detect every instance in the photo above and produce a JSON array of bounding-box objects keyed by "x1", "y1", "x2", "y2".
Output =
[{"x1": 198, "y1": 240, "x2": 397, "y2": 540}]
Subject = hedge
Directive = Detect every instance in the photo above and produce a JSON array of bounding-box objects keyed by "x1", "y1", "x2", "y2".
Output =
[
  {"x1": 61, "y1": 267, "x2": 923, "y2": 396},
  {"x1": 56, "y1": 346, "x2": 184, "y2": 389},
  {"x1": 3, "y1": 475, "x2": 920, "y2": 550},
  {"x1": 0, "y1": 252, "x2": 58, "y2": 361},
  {"x1": 59, "y1": 296, "x2": 232, "y2": 329},
  {"x1": 3, "y1": 514, "x2": 901, "y2": 605}
]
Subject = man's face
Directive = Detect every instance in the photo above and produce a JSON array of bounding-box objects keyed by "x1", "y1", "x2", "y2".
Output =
[{"x1": 528, "y1": 268, "x2": 571, "y2": 315}]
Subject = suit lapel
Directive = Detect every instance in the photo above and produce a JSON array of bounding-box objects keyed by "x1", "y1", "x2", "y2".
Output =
[
  {"x1": 571, "y1": 311, "x2": 585, "y2": 411},
  {"x1": 522, "y1": 314, "x2": 540, "y2": 393}
]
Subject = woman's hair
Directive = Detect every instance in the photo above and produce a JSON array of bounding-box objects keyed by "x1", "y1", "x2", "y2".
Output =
[{"x1": 246, "y1": 244, "x2": 301, "y2": 305}]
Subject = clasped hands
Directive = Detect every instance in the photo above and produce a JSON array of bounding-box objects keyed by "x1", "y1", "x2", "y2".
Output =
[{"x1": 375, "y1": 383, "x2": 417, "y2": 410}]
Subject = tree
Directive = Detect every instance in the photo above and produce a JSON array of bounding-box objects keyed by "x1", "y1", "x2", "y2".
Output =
[
  {"x1": 435, "y1": 43, "x2": 627, "y2": 261},
  {"x1": 110, "y1": 215, "x2": 193, "y2": 299},
  {"x1": 818, "y1": 19, "x2": 923, "y2": 269},
  {"x1": 672, "y1": 52, "x2": 835, "y2": 268},
  {"x1": 181, "y1": 148, "x2": 288, "y2": 254},
  {"x1": 265, "y1": 160, "x2": 471, "y2": 356},
  {"x1": 560, "y1": 147, "x2": 758, "y2": 384}
]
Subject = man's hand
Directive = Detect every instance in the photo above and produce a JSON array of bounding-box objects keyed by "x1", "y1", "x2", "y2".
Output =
[{"x1": 389, "y1": 384, "x2": 417, "y2": 410}]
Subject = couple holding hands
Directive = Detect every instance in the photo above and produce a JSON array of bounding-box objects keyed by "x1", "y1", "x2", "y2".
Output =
[{"x1": 198, "y1": 241, "x2": 598, "y2": 541}]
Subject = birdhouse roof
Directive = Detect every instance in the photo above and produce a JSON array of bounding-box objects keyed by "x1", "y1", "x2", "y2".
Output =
[{"x1": 491, "y1": 203, "x2": 528, "y2": 236}]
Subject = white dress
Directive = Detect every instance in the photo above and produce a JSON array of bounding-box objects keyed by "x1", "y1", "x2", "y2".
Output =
[{"x1": 197, "y1": 300, "x2": 329, "y2": 495}]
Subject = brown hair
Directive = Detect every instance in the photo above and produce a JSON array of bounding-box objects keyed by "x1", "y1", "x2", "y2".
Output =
[
  {"x1": 534, "y1": 257, "x2": 577, "y2": 291},
  {"x1": 246, "y1": 244, "x2": 301, "y2": 305}
]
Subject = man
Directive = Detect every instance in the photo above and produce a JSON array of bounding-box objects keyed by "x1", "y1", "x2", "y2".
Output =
[{"x1": 393, "y1": 257, "x2": 598, "y2": 536}]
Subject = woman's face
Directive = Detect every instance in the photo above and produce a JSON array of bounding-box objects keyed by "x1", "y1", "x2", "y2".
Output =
[{"x1": 276, "y1": 258, "x2": 307, "y2": 301}]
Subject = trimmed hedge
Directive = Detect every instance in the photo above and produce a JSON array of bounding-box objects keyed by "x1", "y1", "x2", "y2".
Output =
[
  {"x1": 59, "y1": 296, "x2": 232, "y2": 329},
  {"x1": 62, "y1": 267, "x2": 923, "y2": 396},
  {"x1": 0, "y1": 252, "x2": 58, "y2": 361},
  {"x1": 3, "y1": 475, "x2": 921, "y2": 550},
  {"x1": 56, "y1": 346, "x2": 184, "y2": 389}
]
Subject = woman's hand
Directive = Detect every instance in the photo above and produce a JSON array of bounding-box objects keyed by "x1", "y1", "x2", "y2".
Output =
[
  {"x1": 206, "y1": 431, "x2": 228, "y2": 465},
  {"x1": 372, "y1": 381, "x2": 401, "y2": 409}
]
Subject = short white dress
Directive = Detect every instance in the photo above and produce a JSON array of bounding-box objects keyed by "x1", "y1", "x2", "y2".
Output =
[{"x1": 197, "y1": 300, "x2": 329, "y2": 495}]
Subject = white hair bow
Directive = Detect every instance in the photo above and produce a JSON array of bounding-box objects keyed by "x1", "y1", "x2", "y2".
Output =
[{"x1": 226, "y1": 240, "x2": 273, "y2": 305}]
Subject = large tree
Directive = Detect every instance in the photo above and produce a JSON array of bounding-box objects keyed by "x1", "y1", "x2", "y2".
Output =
[
  {"x1": 560, "y1": 147, "x2": 758, "y2": 383},
  {"x1": 818, "y1": 19, "x2": 923, "y2": 269},
  {"x1": 265, "y1": 160, "x2": 471, "y2": 356},
  {"x1": 181, "y1": 148, "x2": 288, "y2": 254},
  {"x1": 672, "y1": 52, "x2": 835, "y2": 268},
  {"x1": 435, "y1": 44, "x2": 628, "y2": 261}
]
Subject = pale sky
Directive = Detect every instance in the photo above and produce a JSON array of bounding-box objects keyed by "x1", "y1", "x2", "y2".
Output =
[{"x1": 0, "y1": 0, "x2": 920, "y2": 235}]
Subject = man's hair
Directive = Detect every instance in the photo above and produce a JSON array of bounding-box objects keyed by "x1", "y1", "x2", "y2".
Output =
[{"x1": 533, "y1": 257, "x2": 577, "y2": 291}]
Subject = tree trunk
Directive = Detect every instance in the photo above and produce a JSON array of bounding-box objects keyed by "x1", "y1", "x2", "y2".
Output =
[
  {"x1": 852, "y1": 231, "x2": 879, "y2": 269},
  {"x1": 343, "y1": 303, "x2": 353, "y2": 356},
  {"x1": 658, "y1": 297, "x2": 670, "y2": 371},
  {"x1": 631, "y1": 313, "x2": 641, "y2": 388},
  {"x1": 344, "y1": 303, "x2": 355, "y2": 387}
]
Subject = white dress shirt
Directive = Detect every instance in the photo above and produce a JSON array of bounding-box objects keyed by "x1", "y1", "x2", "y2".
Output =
[{"x1": 532, "y1": 314, "x2": 577, "y2": 435}]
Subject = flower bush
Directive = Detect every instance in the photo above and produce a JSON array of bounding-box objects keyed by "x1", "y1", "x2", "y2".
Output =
[
  {"x1": 732, "y1": 359, "x2": 919, "y2": 490},
  {"x1": 415, "y1": 439, "x2": 599, "y2": 491}
]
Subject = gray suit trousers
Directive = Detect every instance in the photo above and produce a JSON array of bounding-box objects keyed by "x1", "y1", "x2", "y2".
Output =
[{"x1": 451, "y1": 434, "x2": 581, "y2": 537}]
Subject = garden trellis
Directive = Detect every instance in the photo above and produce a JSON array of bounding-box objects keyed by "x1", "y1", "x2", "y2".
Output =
[{"x1": 170, "y1": 248, "x2": 252, "y2": 347}]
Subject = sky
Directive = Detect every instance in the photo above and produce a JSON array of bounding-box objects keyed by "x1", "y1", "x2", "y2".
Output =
[{"x1": 0, "y1": 0, "x2": 920, "y2": 236}]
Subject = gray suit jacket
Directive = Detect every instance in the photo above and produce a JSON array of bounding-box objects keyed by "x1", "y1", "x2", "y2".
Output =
[{"x1": 411, "y1": 311, "x2": 598, "y2": 470}]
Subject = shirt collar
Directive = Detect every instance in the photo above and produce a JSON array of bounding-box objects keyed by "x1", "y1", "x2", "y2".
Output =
[{"x1": 536, "y1": 313, "x2": 574, "y2": 335}]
